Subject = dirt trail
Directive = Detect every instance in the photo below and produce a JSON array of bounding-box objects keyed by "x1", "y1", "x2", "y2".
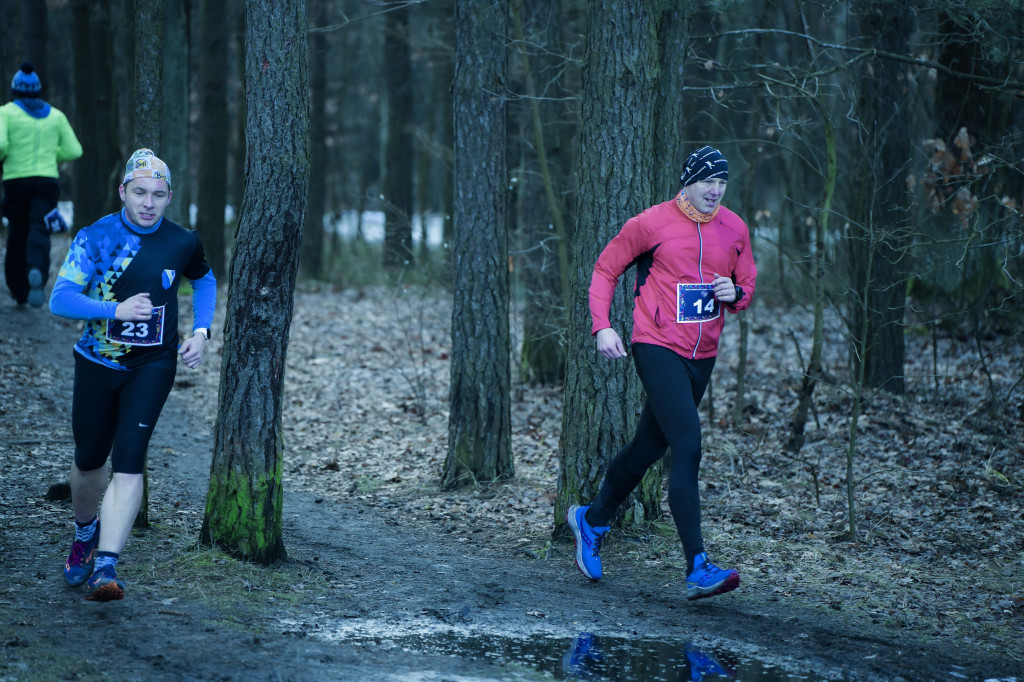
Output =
[{"x1": 0, "y1": 281, "x2": 1019, "y2": 681}]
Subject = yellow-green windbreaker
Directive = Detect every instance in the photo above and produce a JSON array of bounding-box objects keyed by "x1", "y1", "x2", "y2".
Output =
[{"x1": 0, "y1": 100, "x2": 83, "y2": 180}]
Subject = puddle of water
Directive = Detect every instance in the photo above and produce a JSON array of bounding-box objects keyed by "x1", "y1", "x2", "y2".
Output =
[{"x1": 343, "y1": 631, "x2": 825, "y2": 681}]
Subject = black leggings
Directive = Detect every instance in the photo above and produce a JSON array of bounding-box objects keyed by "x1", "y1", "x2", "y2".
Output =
[
  {"x1": 3, "y1": 177, "x2": 59, "y2": 303},
  {"x1": 72, "y1": 352, "x2": 176, "y2": 474},
  {"x1": 587, "y1": 343, "x2": 715, "y2": 561}
]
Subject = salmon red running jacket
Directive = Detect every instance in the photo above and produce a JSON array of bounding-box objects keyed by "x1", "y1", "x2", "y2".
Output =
[{"x1": 589, "y1": 194, "x2": 757, "y2": 360}]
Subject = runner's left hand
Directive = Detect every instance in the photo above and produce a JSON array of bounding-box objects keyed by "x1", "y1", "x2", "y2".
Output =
[
  {"x1": 711, "y1": 274, "x2": 737, "y2": 303},
  {"x1": 178, "y1": 333, "x2": 206, "y2": 369}
]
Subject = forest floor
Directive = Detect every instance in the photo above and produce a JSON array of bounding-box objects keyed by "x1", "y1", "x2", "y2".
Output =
[{"x1": 1, "y1": 247, "x2": 1022, "y2": 680}]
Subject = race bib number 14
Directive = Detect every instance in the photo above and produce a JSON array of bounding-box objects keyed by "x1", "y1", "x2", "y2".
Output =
[
  {"x1": 677, "y1": 283, "x2": 719, "y2": 323},
  {"x1": 107, "y1": 305, "x2": 166, "y2": 346}
]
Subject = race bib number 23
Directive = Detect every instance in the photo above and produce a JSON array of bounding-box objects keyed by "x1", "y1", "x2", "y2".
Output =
[
  {"x1": 677, "y1": 283, "x2": 719, "y2": 323},
  {"x1": 107, "y1": 305, "x2": 166, "y2": 346}
]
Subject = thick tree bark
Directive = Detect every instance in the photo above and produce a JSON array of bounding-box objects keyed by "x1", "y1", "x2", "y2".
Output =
[
  {"x1": 132, "y1": 0, "x2": 162, "y2": 151},
  {"x1": 443, "y1": 0, "x2": 513, "y2": 490},
  {"x1": 556, "y1": 0, "x2": 667, "y2": 533},
  {"x1": 131, "y1": 0, "x2": 164, "y2": 528},
  {"x1": 197, "y1": 0, "x2": 230, "y2": 276},
  {"x1": 201, "y1": 0, "x2": 309, "y2": 564},
  {"x1": 654, "y1": 3, "x2": 693, "y2": 199}
]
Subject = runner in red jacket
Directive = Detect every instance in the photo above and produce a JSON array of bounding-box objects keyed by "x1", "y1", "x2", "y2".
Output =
[{"x1": 568, "y1": 146, "x2": 757, "y2": 600}]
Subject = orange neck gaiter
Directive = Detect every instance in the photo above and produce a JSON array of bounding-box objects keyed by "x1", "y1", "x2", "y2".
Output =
[{"x1": 677, "y1": 191, "x2": 720, "y2": 224}]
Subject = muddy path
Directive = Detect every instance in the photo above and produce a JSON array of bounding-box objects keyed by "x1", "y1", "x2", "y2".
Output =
[{"x1": 1, "y1": 278, "x2": 1020, "y2": 681}]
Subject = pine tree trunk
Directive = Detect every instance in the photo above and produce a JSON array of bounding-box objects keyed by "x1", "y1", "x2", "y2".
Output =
[
  {"x1": 301, "y1": 0, "x2": 329, "y2": 279},
  {"x1": 70, "y1": 0, "x2": 105, "y2": 230},
  {"x1": 197, "y1": 0, "x2": 230, "y2": 276},
  {"x1": 20, "y1": 0, "x2": 46, "y2": 78},
  {"x1": 0, "y1": 1, "x2": 17, "y2": 73},
  {"x1": 382, "y1": 3, "x2": 414, "y2": 267},
  {"x1": 556, "y1": 0, "x2": 667, "y2": 532},
  {"x1": 95, "y1": 0, "x2": 121, "y2": 217},
  {"x1": 514, "y1": 0, "x2": 570, "y2": 385},
  {"x1": 201, "y1": 0, "x2": 309, "y2": 564},
  {"x1": 654, "y1": 3, "x2": 694, "y2": 198},
  {"x1": 132, "y1": 0, "x2": 162, "y2": 151},
  {"x1": 160, "y1": 0, "x2": 190, "y2": 227},
  {"x1": 443, "y1": 0, "x2": 513, "y2": 490},
  {"x1": 849, "y1": 0, "x2": 912, "y2": 395},
  {"x1": 433, "y1": 0, "x2": 455, "y2": 259},
  {"x1": 131, "y1": 0, "x2": 164, "y2": 529}
]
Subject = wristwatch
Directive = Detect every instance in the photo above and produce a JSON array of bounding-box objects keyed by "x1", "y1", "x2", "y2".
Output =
[{"x1": 194, "y1": 327, "x2": 210, "y2": 340}]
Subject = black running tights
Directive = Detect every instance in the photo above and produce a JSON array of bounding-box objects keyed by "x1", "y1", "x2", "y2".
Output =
[{"x1": 586, "y1": 343, "x2": 715, "y2": 564}]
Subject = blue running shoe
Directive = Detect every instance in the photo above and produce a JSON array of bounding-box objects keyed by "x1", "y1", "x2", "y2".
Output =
[
  {"x1": 568, "y1": 505, "x2": 610, "y2": 581},
  {"x1": 27, "y1": 269, "x2": 44, "y2": 308},
  {"x1": 85, "y1": 565, "x2": 124, "y2": 602},
  {"x1": 562, "y1": 632, "x2": 603, "y2": 674},
  {"x1": 686, "y1": 644, "x2": 735, "y2": 681},
  {"x1": 63, "y1": 519, "x2": 100, "y2": 588},
  {"x1": 686, "y1": 552, "x2": 739, "y2": 601}
]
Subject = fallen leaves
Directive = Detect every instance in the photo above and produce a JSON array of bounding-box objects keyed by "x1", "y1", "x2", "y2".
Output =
[{"x1": 2, "y1": 283, "x2": 1022, "y2": 661}]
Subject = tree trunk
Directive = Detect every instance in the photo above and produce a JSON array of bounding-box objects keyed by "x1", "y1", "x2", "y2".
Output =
[
  {"x1": 161, "y1": 0, "x2": 191, "y2": 227},
  {"x1": 433, "y1": 0, "x2": 455, "y2": 262},
  {"x1": 228, "y1": 0, "x2": 247, "y2": 212},
  {"x1": 132, "y1": 0, "x2": 162, "y2": 151},
  {"x1": 131, "y1": 0, "x2": 164, "y2": 529},
  {"x1": 556, "y1": 0, "x2": 667, "y2": 533},
  {"x1": 20, "y1": 0, "x2": 46, "y2": 78},
  {"x1": 94, "y1": 0, "x2": 123, "y2": 216},
  {"x1": 197, "y1": 0, "x2": 230, "y2": 276},
  {"x1": 201, "y1": 0, "x2": 309, "y2": 564},
  {"x1": 848, "y1": 0, "x2": 912, "y2": 396},
  {"x1": 382, "y1": 2, "x2": 414, "y2": 267},
  {"x1": 787, "y1": 106, "x2": 836, "y2": 454},
  {"x1": 0, "y1": 1, "x2": 20, "y2": 79},
  {"x1": 654, "y1": 3, "x2": 694, "y2": 198},
  {"x1": 443, "y1": 0, "x2": 513, "y2": 490},
  {"x1": 513, "y1": 0, "x2": 570, "y2": 385},
  {"x1": 70, "y1": 0, "x2": 105, "y2": 230},
  {"x1": 301, "y1": 0, "x2": 329, "y2": 279}
]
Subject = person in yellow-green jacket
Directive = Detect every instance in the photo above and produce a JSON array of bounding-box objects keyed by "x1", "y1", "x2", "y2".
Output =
[{"x1": 0, "y1": 62, "x2": 82, "y2": 307}]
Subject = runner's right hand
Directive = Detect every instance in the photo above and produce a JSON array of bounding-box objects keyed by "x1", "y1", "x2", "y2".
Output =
[
  {"x1": 596, "y1": 328, "x2": 627, "y2": 359},
  {"x1": 115, "y1": 292, "x2": 153, "y2": 322}
]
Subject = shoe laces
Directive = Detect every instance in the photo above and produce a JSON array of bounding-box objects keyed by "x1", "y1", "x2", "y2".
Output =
[
  {"x1": 690, "y1": 554, "x2": 713, "y2": 577},
  {"x1": 68, "y1": 540, "x2": 88, "y2": 566},
  {"x1": 589, "y1": 528, "x2": 607, "y2": 557}
]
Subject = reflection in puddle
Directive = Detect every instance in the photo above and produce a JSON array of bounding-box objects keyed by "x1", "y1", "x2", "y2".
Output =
[{"x1": 345, "y1": 630, "x2": 822, "y2": 681}]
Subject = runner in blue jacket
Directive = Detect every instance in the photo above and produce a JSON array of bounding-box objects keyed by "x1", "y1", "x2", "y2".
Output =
[{"x1": 51, "y1": 149, "x2": 217, "y2": 601}]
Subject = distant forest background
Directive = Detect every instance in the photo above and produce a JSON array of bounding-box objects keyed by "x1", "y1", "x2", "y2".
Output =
[
  {"x1": 1, "y1": 0, "x2": 1021, "y2": 547},
  {"x1": 1, "y1": 0, "x2": 1021, "y2": 406}
]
